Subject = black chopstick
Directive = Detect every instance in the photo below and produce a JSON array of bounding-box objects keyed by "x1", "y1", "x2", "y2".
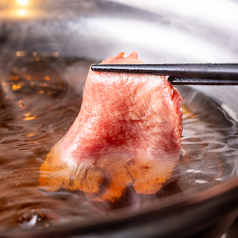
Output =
[
  {"x1": 91, "y1": 64, "x2": 238, "y2": 85},
  {"x1": 168, "y1": 77, "x2": 238, "y2": 85}
]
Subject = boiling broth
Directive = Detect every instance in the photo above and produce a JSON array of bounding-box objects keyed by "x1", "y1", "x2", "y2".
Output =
[{"x1": 0, "y1": 56, "x2": 237, "y2": 233}]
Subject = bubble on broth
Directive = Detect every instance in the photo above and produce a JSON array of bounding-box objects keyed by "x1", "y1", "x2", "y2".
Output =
[{"x1": 0, "y1": 56, "x2": 238, "y2": 233}]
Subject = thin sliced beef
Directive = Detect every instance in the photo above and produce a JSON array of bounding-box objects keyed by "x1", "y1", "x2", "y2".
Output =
[{"x1": 39, "y1": 52, "x2": 183, "y2": 202}]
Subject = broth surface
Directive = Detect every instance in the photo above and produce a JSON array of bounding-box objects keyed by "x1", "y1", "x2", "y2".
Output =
[{"x1": 0, "y1": 56, "x2": 238, "y2": 232}]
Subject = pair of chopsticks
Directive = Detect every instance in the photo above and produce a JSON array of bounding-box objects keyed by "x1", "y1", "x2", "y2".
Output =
[{"x1": 91, "y1": 64, "x2": 238, "y2": 85}]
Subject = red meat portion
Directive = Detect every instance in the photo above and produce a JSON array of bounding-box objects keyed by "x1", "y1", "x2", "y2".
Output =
[{"x1": 39, "y1": 52, "x2": 183, "y2": 202}]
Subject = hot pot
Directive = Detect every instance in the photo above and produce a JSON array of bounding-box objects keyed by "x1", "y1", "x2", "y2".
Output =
[{"x1": 0, "y1": 0, "x2": 238, "y2": 237}]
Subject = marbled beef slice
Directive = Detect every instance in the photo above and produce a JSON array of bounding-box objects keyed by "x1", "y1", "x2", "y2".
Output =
[{"x1": 39, "y1": 52, "x2": 183, "y2": 202}]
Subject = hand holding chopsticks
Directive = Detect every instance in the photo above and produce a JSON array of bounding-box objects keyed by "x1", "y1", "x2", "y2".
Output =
[{"x1": 91, "y1": 64, "x2": 238, "y2": 85}]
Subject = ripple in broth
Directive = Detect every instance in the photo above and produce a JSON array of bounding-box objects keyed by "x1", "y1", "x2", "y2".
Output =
[{"x1": 0, "y1": 56, "x2": 237, "y2": 232}]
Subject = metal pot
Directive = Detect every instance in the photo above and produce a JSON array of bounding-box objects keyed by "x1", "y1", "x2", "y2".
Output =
[{"x1": 0, "y1": 1, "x2": 238, "y2": 237}]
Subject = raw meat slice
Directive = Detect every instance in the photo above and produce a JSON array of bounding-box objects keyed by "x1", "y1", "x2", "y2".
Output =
[{"x1": 39, "y1": 52, "x2": 183, "y2": 202}]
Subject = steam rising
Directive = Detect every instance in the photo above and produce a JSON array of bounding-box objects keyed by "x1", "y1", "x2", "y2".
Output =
[{"x1": 0, "y1": 0, "x2": 238, "y2": 233}]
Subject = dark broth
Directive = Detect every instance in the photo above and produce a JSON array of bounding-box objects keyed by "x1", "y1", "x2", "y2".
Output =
[{"x1": 0, "y1": 56, "x2": 238, "y2": 233}]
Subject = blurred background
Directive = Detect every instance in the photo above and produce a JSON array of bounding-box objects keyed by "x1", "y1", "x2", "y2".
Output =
[{"x1": 1, "y1": 0, "x2": 238, "y2": 112}]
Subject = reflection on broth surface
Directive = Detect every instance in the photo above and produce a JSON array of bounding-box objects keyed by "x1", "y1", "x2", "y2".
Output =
[{"x1": 0, "y1": 57, "x2": 238, "y2": 232}]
